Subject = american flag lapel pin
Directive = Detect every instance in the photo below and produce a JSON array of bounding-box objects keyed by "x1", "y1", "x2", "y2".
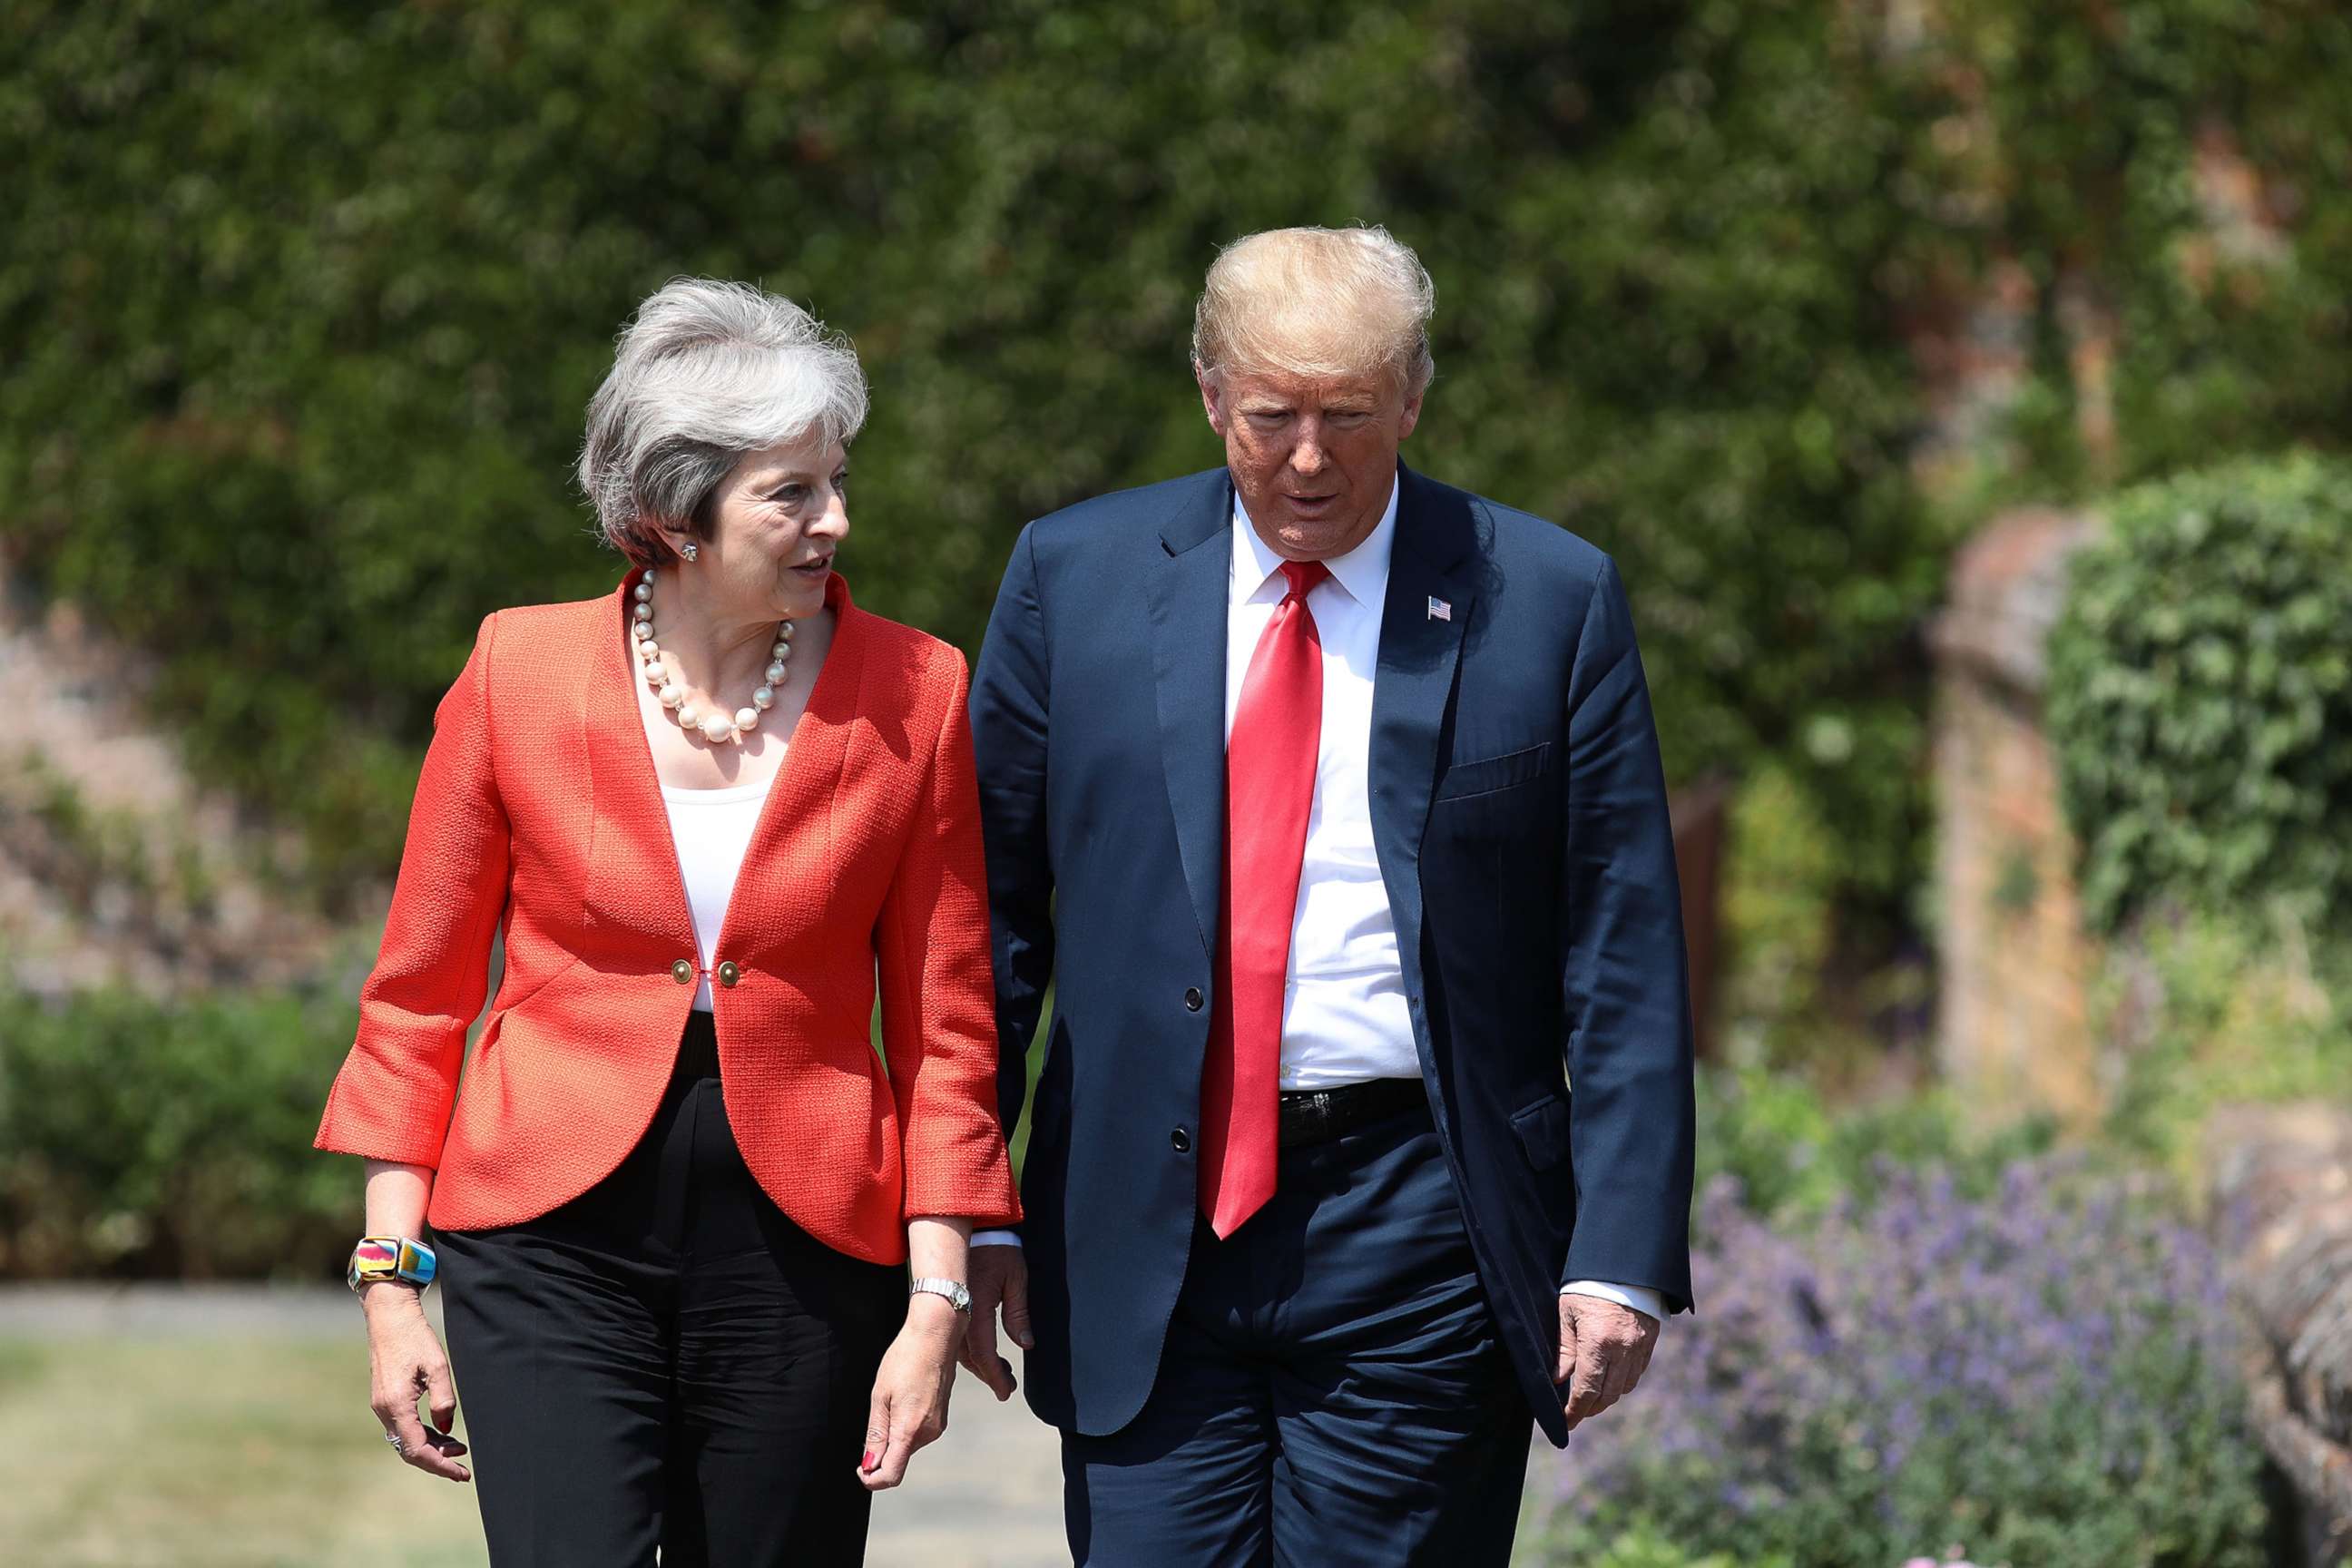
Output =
[{"x1": 1427, "y1": 595, "x2": 1452, "y2": 622}]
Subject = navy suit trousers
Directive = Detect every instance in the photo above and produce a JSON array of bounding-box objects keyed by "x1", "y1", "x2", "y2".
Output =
[{"x1": 1062, "y1": 1102, "x2": 1534, "y2": 1566}]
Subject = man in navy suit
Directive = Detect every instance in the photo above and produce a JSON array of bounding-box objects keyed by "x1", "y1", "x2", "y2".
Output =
[{"x1": 962, "y1": 225, "x2": 1695, "y2": 1564}]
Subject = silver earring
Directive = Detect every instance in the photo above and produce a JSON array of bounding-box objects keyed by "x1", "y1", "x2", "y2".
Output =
[{"x1": 681, "y1": 541, "x2": 699, "y2": 563}]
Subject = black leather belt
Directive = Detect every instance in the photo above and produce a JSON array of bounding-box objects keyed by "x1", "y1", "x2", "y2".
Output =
[{"x1": 1278, "y1": 1077, "x2": 1428, "y2": 1149}]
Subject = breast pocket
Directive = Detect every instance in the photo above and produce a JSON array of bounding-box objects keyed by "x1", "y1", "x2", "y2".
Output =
[
  {"x1": 1426, "y1": 741, "x2": 1561, "y2": 943},
  {"x1": 1432, "y1": 741, "x2": 1552, "y2": 804}
]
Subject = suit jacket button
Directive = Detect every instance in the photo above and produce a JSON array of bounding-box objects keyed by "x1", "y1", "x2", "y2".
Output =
[
  {"x1": 671, "y1": 959, "x2": 695, "y2": 985},
  {"x1": 1171, "y1": 1127, "x2": 1192, "y2": 1154},
  {"x1": 717, "y1": 961, "x2": 741, "y2": 987},
  {"x1": 1183, "y1": 987, "x2": 1204, "y2": 1012}
]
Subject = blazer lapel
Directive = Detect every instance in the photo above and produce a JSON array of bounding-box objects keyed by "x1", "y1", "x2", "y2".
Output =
[
  {"x1": 1149, "y1": 470, "x2": 1238, "y2": 956},
  {"x1": 1368, "y1": 465, "x2": 1477, "y2": 1001},
  {"x1": 714, "y1": 570, "x2": 863, "y2": 960},
  {"x1": 584, "y1": 568, "x2": 863, "y2": 964},
  {"x1": 585, "y1": 570, "x2": 698, "y2": 952}
]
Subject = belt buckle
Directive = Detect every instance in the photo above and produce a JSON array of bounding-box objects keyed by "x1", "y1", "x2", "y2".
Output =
[
  {"x1": 1299, "y1": 1091, "x2": 1334, "y2": 1141},
  {"x1": 1279, "y1": 1087, "x2": 1341, "y2": 1149}
]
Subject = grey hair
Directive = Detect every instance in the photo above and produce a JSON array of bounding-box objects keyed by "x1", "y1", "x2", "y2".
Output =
[
  {"x1": 1191, "y1": 225, "x2": 1436, "y2": 398},
  {"x1": 578, "y1": 278, "x2": 869, "y2": 564}
]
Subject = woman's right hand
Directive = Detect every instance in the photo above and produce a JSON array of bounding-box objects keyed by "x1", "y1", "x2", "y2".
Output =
[{"x1": 363, "y1": 1285, "x2": 472, "y2": 1482}]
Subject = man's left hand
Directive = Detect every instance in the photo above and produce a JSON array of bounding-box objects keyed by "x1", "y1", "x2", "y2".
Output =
[
  {"x1": 960, "y1": 1242, "x2": 1033, "y2": 1402},
  {"x1": 1555, "y1": 1293, "x2": 1659, "y2": 1431}
]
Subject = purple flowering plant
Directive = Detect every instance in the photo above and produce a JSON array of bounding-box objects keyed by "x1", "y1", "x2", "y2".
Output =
[{"x1": 1529, "y1": 1156, "x2": 2267, "y2": 1568}]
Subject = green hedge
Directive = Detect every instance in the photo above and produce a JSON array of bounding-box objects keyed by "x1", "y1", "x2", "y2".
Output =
[
  {"x1": 0, "y1": 0, "x2": 1955, "y2": 912},
  {"x1": 2047, "y1": 453, "x2": 2352, "y2": 934},
  {"x1": 6, "y1": 0, "x2": 2351, "y2": 1068},
  {"x1": 0, "y1": 982, "x2": 358, "y2": 1279},
  {"x1": 11, "y1": 4, "x2": 2349, "y2": 921}
]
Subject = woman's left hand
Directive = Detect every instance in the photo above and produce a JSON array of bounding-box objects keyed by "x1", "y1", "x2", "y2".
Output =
[{"x1": 857, "y1": 1293, "x2": 964, "y2": 1490}]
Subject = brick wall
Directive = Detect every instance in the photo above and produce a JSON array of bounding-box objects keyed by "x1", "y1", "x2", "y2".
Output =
[{"x1": 0, "y1": 557, "x2": 359, "y2": 997}]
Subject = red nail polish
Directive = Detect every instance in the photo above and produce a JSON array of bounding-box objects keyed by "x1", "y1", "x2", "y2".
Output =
[{"x1": 861, "y1": 1450, "x2": 876, "y2": 1470}]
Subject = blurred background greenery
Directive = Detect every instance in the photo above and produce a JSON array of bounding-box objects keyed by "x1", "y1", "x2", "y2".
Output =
[{"x1": 4, "y1": 2, "x2": 2350, "y2": 1564}]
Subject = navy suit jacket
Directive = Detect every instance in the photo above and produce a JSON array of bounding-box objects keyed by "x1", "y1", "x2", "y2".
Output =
[{"x1": 971, "y1": 463, "x2": 1695, "y2": 1447}]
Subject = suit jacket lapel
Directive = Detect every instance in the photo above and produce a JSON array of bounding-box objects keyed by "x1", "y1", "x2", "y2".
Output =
[
  {"x1": 1369, "y1": 465, "x2": 1477, "y2": 1006},
  {"x1": 1149, "y1": 469, "x2": 1237, "y2": 956}
]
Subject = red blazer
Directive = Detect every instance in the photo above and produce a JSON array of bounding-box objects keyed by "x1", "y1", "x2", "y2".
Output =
[{"x1": 314, "y1": 568, "x2": 1020, "y2": 1263}]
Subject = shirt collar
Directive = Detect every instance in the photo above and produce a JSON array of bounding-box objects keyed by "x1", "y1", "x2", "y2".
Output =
[{"x1": 1230, "y1": 471, "x2": 1399, "y2": 610}]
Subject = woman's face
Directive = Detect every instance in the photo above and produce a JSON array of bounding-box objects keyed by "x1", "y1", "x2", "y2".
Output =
[{"x1": 684, "y1": 432, "x2": 849, "y2": 622}]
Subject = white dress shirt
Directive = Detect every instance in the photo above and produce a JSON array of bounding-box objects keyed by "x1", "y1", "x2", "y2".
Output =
[
  {"x1": 983, "y1": 477, "x2": 1665, "y2": 1327},
  {"x1": 1228, "y1": 481, "x2": 1419, "y2": 1088}
]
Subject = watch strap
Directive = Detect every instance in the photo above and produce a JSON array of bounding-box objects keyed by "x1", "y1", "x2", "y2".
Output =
[{"x1": 908, "y1": 1276, "x2": 971, "y2": 1314}]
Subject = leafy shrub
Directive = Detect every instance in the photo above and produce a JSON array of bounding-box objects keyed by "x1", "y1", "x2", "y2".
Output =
[
  {"x1": 1528, "y1": 1161, "x2": 2267, "y2": 1568},
  {"x1": 0, "y1": 981, "x2": 359, "y2": 1279},
  {"x1": 1719, "y1": 765, "x2": 1844, "y2": 1073},
  {"x1": 2046, "y1": 453, "x2": 2352, "y2": 935},
  {"x1": 1585, "y1": 1527, "x2": 1790, "y2": 1568},
  {"x1": 1694, "y1": 1065, "x2": 2056, "y2": 1234},
  {"x1": 2096, "y1": 906, "x2": 2348, "y2": 1191}
]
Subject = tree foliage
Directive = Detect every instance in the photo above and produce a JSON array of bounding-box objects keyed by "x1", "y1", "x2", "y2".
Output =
[{"x1": 1927, "y1": 0, "x2": 2352, "y2": 496}]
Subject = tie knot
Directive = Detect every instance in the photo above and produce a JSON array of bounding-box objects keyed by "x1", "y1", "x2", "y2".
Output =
[{"x1": 1279, "y1": 560, "x2": 1328, "y2": 602}]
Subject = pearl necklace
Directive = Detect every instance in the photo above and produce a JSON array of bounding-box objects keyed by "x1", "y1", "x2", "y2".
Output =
[{"x1": 630, "y1": 566, "x2": 794, "y2": 746}]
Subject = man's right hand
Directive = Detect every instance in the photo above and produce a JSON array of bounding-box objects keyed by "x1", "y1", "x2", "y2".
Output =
[{"x1": 958, "y1": 1242, "x2": 1034, "y2": 1401}]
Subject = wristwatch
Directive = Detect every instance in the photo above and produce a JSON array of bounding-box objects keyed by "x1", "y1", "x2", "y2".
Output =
[
  {"x1": 348, "y1": 1235, "x2": 438, "y2": 1294},
  {"x1": 908, "y1": 1277, "x2": 972, "y2": 1315}
]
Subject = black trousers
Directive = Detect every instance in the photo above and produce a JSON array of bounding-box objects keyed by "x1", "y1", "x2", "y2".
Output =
[{"x1": 436, "y1": 1014, "x2": 903, "y2": 1567}]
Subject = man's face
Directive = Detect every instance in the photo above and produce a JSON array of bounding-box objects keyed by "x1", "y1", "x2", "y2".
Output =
[{"x1": 1200, "y1": 364, "x2": 1422, "y2": 562}]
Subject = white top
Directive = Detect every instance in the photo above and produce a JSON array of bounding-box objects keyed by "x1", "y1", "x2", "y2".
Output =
[
  {"x1": 660, "y1": 777, "x2": 771, "y2": 1012},
  {"x1": 981, "y1": 475, "x2": 1666, "y2": 1326}
]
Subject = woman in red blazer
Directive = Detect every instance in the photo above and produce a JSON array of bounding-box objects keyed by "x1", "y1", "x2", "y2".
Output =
[{"x1": 314, "y1": 279, "x2": 1019, "y2": 1566}]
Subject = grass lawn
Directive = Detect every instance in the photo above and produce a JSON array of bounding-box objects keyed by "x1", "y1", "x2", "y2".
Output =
[{"x1": 0, "y1": 1335, "x2": 485, "y2": 1567}]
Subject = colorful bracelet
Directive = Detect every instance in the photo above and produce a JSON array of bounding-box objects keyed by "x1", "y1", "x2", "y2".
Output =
[{"x1": 347, "y1": 1235, "x2": 437, "y2": 1294}]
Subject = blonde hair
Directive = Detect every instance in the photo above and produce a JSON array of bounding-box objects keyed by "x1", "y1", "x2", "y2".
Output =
[{"x1": 1191, "y1": 225, "x2": 1436, "y2": 397}]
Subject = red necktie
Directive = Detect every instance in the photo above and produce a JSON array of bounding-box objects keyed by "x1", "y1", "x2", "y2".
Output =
[{"x1": 1200, "y1": 558, "x2": 1328, "y2": 1238}]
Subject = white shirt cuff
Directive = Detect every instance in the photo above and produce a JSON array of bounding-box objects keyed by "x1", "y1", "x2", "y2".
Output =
[
  {"x1": 1562, "y1": 1279, "x2": 1666, "y2": 1326},
  {"x1": 968, "y1": 1241, "x2": 1661, "y2": 1324}
]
